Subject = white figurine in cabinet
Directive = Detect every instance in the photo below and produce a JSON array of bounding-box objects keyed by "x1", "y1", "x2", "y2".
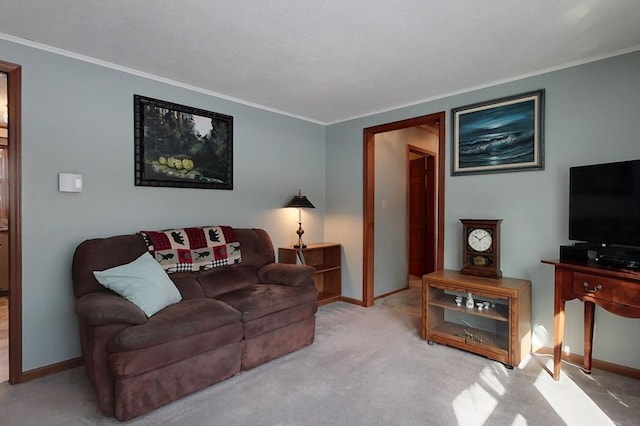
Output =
[{"x1": 465, "y1": 292, "x2": 475, "y2": 309}]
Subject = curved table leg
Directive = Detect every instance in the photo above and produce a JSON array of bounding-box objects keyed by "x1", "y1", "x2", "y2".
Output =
[
  {"x1": 583, "y1": 301, "x2": 595, "y2": 374},
  {"x1": 553, "y1": 297, "x2": 565, "y2": 381}
]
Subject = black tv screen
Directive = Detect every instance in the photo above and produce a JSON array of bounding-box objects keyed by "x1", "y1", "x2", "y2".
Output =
[{"x1": 569, "y1": 159, "x2": 640, "y2": 247}]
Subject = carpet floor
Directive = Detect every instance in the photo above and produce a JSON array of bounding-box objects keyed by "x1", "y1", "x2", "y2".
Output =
[{"x1": 1, "y1": 301, "x2": 638, "y2": 425}]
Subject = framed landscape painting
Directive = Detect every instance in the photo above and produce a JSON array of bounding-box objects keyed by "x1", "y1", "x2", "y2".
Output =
[
  {"x1": 134, "y1": 95, "x2": 234, "y2": 189},
  {"x1": 451, "y1": 90, "x2": 545, "y2": 176}
]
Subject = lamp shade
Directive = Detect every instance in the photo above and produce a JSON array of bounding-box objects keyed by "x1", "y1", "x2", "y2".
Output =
[{"x1": 284, "y1": 191, "x2": 315, "y2": 209}]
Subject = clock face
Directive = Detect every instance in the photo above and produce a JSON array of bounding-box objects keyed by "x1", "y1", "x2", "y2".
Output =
[{"x1": 468, "y1": 228, "x2": 492, "y2": 252}]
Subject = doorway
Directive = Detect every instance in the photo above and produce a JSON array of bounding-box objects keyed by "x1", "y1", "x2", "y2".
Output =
[
  {"x1": 0, "y1": 60, "x2": 23, "y2": 384},
  {"x1": 362, "y1": 112, "x2": 445, "y2": 307}
]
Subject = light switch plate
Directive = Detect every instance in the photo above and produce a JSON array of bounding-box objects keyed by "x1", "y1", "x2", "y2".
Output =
[{"x1": 59, "y1": 173, "x2": 82, "y2": 192}]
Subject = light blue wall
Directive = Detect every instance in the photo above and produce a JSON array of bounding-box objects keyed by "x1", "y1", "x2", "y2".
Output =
[
  {"x1": 326, "y1": 52, "x2": 640, "y2": 369},
  {"x1": 374, "y1": 131, "x2": 408, "y2": 296},
  {"x1": 1, "y1": 39, "x2": 326, "y2": 370}
]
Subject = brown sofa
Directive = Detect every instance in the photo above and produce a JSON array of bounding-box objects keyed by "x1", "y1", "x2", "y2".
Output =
[{"x1": 72, "y1": 228, "x2": 318, "y2": 421}]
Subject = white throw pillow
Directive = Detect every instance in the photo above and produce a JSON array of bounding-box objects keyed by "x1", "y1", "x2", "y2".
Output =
[{"x1": 93, "y1": 252, "x2": 182, "y2": 317}]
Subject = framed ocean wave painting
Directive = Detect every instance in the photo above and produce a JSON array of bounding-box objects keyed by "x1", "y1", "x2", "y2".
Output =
[{"x1": 451, "y1": 90, "x2": 545, "y2": 176}]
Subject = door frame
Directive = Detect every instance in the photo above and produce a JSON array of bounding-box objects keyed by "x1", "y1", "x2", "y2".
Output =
[
  {"x1": 362, "y1": 112, "x2": 445, "y2": 307},
  {"x1": 1, "y1": 60, "x2": 23, "y2": 384}
]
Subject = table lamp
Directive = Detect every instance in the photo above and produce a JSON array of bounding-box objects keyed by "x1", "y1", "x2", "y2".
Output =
[{"x1": 284, "y1": 189, "x2": 315, "y2": 248}]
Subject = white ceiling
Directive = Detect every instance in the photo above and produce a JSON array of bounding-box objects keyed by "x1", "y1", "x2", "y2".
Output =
[{"x1": 0, "y1": 0, "x2": 639, "y2": 124}]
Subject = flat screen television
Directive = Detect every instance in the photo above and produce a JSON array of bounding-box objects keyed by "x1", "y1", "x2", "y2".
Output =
[{"x1": 569, "y1": 159, "x2": 640, "y2": 248}]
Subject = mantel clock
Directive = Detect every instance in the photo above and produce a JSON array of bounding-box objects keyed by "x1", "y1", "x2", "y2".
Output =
[{"x1": 460, "y1": 219, "x2": 502, "y2": 278}]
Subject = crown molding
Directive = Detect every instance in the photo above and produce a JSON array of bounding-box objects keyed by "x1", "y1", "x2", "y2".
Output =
[{"x1": 0, "y1": 33, "x2": 325, "y2": 125}]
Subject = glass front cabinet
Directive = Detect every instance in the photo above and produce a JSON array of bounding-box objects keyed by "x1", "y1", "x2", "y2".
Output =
[{"x1": 422, "y1": 269, "x2": 531, "y2": 368}]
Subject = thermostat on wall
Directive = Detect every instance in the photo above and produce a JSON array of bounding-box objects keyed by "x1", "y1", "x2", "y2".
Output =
[{"x1": 59, "y1": 173, "x2": 83, "y2": 192}]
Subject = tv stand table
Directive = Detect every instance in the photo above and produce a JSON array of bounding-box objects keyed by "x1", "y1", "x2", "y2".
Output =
[{"x1": 541, "y1": 260, "x2": 640, "y2": 380}]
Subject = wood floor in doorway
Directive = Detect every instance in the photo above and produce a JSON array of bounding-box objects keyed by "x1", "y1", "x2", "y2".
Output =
[
  {"x1": 0, "y1": 296, "x2": 7, "y2": 383},
  {"x1": 374, "y1": 281, "x2": 422, "y2": 317}
]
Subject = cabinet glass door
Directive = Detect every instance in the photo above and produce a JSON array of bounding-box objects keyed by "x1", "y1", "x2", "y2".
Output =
[{"x1": 427, "y1": 285, "x2": 509, "y2": 354}]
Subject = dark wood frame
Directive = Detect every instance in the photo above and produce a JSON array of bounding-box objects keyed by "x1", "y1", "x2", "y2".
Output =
[
  {"x1": 363, "y1": 112, "x2": 446, "y2": 307},
  {"x1": 134, "y1": 95, "x2": 234, "y2": 190},
  {"x1": 1, "y1": 60, "x2": 23, "y2": 384},
  {"x1": 451, "y1": 90, "x2": 545, "y2": 175}
]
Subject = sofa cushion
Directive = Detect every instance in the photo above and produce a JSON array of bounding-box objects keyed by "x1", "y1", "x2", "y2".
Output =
[
  {"x1": 258, "y1": 263, "x2": 316, "y2": 286},
  {"x1": 215, "y1": 283, "x2": 318, "y2": 322},
  {"x1": 197, "y1": 264, "x2": 260, "y2": 298},
  {"x1": 107, "y1": 298, "x2": 241, "y2": 352},
  {"x1": 93, "y1": 252, "x2": 182, "y2": 317},
  {"x1": 140, "y1": 226, "x2": 241, "y2": 273}
]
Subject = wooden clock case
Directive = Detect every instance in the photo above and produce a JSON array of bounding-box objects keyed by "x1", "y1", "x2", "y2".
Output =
[{"x1": 460, "y1": 219, "x2": 502, "y2": 279}]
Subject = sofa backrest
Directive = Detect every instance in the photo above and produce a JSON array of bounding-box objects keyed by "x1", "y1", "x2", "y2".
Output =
[
  {"x1": 72, "y1": 234, "x2": 148, "y2": 299},
  {"x1": 72, "y1": 228, "x2": 276, "y2": 299},
  {"x1": 234, "y1": 228, "x2": 275, "y2": 267}
]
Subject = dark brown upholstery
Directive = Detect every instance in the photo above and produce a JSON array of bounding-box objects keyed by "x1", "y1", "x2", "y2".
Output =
[
  {"x1": 106, "y1": 299, "x2": 240, "y2": 352},
  {"x1": 216, "y1": 284, "x2": 318, "y2": 322},
  {"x1": 73, "y1": 234, "x2": 149, "y2": 298},
  {"x1": 72, "y1": 228, "x2": 318, "y2": 421}
]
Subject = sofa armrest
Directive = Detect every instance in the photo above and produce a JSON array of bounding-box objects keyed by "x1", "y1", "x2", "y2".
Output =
[
  {"x1": 75, "y1": 292, "x2": 148, "y2": 326},
  {"x1": 258, "y1": 263, "x2": 316, "y2": 287}
]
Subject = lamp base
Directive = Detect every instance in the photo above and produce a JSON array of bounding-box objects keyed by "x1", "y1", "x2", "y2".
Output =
[{"x1": 294, "y1": 221, "x2": 306, "y2": 249}]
